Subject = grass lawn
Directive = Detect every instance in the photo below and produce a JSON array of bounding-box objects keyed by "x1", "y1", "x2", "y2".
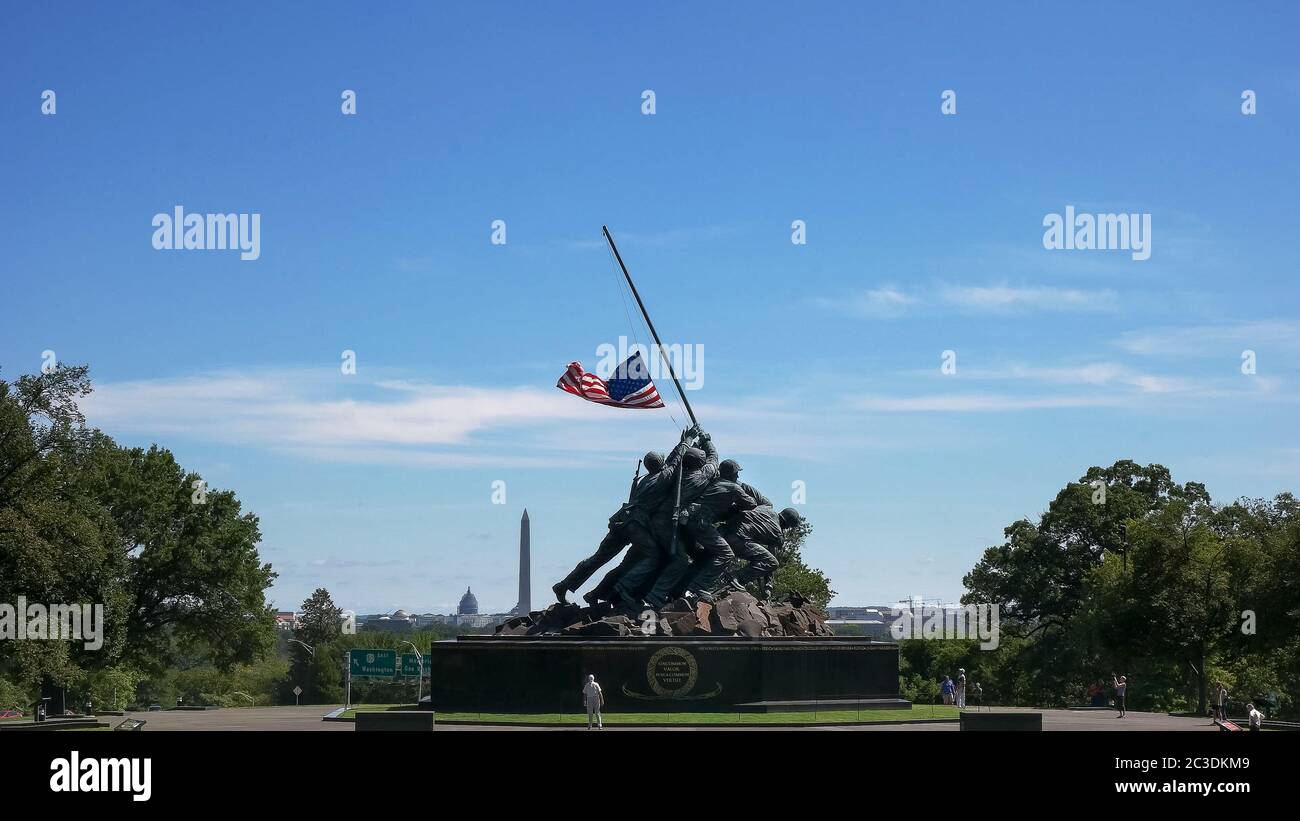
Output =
[{"x1": 338, "y1": 704, "x2": 959, "y2": 724}]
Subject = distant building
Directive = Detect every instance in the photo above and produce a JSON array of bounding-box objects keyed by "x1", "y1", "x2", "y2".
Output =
[
  {"x1": 458, "y1": 587, "x2": 479, "y2": 616},
  {"x1": 360, "y1": 609, "x2": 416, "y2": 633},
  {"x1": 826, "y1": 597, "x2": 972, "y2": 640},
  {"x1": 275, "y1": 611, "x2": 298, "y2": 631}
]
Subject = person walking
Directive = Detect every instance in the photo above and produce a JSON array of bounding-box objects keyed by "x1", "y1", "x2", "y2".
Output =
[
  {"x1": 1247, "y1": 702, "x2": 1263, "y2": 732},
  {"x1": 582, "y1": 674, "x2": 605, "y2": 730},
  {"x1": 940, "y1": 676, "x2": 955, "y2": 705},
  {"x1": 955, "y1": 669, "x2": 967, "y2": 709},
  {"x1": 1112, "y1": 674, "x2": 1127, "y2": 717}
]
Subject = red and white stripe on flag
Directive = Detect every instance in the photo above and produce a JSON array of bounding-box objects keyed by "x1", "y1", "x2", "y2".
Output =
[{"x1": 555, "y1": 360, "x2": 664, "y2": 409}]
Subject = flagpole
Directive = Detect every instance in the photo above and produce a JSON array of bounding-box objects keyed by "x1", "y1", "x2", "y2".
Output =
[{"x1": 601, "y1": 225, "x2": 699, "y2": 429}]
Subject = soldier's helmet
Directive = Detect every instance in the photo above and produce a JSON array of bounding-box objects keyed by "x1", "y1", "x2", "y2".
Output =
[
  {"x1": 643, "y1": 451, "x2": 666, "y2": 473},
  {"x1": 719, "y1": 459, "x2": 742, "y2": 480},
  {"x1": 778, "y1": 507, "x2": 804, "y2": 529},
  {"x1": 682, "y1": 447, "x2": 707, "y2": 470}
]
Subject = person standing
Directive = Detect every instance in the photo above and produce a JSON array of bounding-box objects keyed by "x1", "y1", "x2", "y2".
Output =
[
  {"x1": 940, "y1": 676, "x2": 955, "y2": 705},
  {"x1": 1112, "y1": 674, "x2": 1127, "y2": 717},
  {"x1": 1247, "y1": 702, "x2": 1262, "y2": 732},
  {"x1": 972, "y1": 682, "x2": 983, "y2": 710},
  {"x1": 955, "y1": 669, "x2": 967, "y2": 709},
  {"x1": 582, "y1": 674, "x2": 604, "y2": 730},
  {"x1": 1215, "y1": 682, "x2": 1229, "y2": 722}
]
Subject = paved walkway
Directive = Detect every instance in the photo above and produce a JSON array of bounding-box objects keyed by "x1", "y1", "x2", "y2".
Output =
[{"x1": 101, "y1": 705, "x2": 1218, "y2": 731}]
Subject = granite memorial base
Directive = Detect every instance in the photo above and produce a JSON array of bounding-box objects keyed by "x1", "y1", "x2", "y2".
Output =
[{"x1": 424, "y1": 635, "x2": 906, "y2": 713}]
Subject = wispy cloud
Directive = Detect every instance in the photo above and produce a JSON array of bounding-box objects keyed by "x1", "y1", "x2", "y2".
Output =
[
  {"x1": 961, "y1": 362, "x2": 1193, "y2": 393},
  {"x1": 853, "y1": 393, "x2": 1121, "y2": 412},
  {"x1": 857, "y1": 357, "x2": 1289, "y2": 412},
  {"x1": 1117, "y1": 320, "x2": 1300, "y2": 356},
  {"x1": 559, "y1": 225, "x2": 740, "y2": 251},
  {"x1": 938, "y1": 283, "x2": 1117, "y2": 313},
  {"x1": 78, "y1": 368, "x2": 862, "y2": 468},
  {"x1": 809, "y1": 285, "x2": 915, "y2": 318},
  {"x1": 813, "y1": 282, "x2": 1117, "y2": 318},
  {"x1": 80, "y1": 369, "x2": 619, "y2": 467}
]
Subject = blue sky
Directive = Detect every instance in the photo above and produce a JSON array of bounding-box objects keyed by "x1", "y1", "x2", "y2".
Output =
[{"x1": 3, "y1": 2, "x2": 1297, "y2": 614}]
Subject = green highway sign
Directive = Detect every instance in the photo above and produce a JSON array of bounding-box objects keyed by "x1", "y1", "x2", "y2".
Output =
[
  {"x1": 349, "y1": 649, "x2": 397, "y2": 678},
  {"x1": 400, "y1": 653, "x2": 432, "y2": 678}
]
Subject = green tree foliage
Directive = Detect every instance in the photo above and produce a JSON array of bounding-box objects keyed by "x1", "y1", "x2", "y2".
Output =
[
  {"x1": 961, "y1": 460, "x2": 1299, "y2": 716},
  {"x1": 0, "y1": 365, "x2": 277, "y2": 695},
  {"x1": 287, "y1": 588, "x2": 345, "y2": 703},
  {"x1": 771, "y1": 518, "x2": 834, "y2": 610}
]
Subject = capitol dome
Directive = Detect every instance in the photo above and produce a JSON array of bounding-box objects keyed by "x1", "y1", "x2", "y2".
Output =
[
  {"x1": 457, "y1": 587, "x2": 479, "y2": 615},
  {"x1": 391, "y1": 609, "x2": 411, "y2": 621}
]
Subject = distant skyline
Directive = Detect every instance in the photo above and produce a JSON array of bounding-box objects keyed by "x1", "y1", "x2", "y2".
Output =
[{"x1": 4, "y1": 2, "x2": 1297, "y2": 612}]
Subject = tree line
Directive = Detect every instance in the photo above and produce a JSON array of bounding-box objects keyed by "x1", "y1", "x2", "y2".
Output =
[{"x1": 901, "y1": 460, "x2": 1299, "y2": 717}]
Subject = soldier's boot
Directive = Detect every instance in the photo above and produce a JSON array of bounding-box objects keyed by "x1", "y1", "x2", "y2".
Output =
[
  {"x1": 552, "y1": 582, "x2": 569, "y2": 604},
  {"x1": 615, "y1": 585, "x2": 644, "y2": 612},
  {"x1": 582, "y1": 589, "x2": 600, "y2": 607}
]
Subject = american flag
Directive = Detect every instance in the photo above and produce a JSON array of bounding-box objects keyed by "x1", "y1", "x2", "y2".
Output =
[{"x1": 556, "y1": 352, "x2": 665, "y2": 409}]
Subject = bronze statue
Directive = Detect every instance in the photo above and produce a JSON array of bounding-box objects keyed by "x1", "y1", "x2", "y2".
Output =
[
  {"x1": 551, "y1": 427, "x2": 694, "y2": 606},
  {"x1": 550, "y1": 427, "x2": 809, "y2": 611}
]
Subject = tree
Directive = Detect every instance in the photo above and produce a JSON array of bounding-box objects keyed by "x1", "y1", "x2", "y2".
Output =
[
  {"x1": 1086, "y1": 499, "x2": 1247, "y2": 714},
  {"x1": 0, "y1": 365, "x2": 277, "y2": 693},
  {"x1": 961, "y1": 461, "x2": 1209, "y2": 703},
  {"x1": 771, "y1": 518, "x2": 834, "y2": 610},
  {"x1": 960, "y1": 460, "x2": 1299, "y2": 715},
  {"x1": 289, "y1": 588, "x2": 344, "y2": 703},
  {"x1": 101, "y1": 444, "x2": 278, "y2": 673},
  {"x1": 1, "y1": 366, "x2": 130, "y2": 689}
]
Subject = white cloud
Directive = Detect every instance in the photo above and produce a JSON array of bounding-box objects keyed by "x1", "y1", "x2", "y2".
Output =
[
  {"x1": 853, "y1": 393, "x2": 1121, "y2": 412},
  {"x1": 964, "y1": 362, "x2": 1192, "y2": 393},
  {"x1": 811, "y1": 285, "x2": 916, "y2": 318},
  {"x1": 80, "y1": 370, "x2": 623, "y2": 465},
  {"x1": 813, "y1": 282, "x2": 1117, "y2": 317},
  {"x1": 1116, "y1": 320, "x2": 1300, "y2": 356},
  {"x1": 938, "y1": 284, "x2": 1117, "y2": 313},
  {"x1": 559, "y1": 225, "x2": 739, "y2": 251},
  {"x1": 78, "y1": 368, "x2": 861, "y2": 468}
]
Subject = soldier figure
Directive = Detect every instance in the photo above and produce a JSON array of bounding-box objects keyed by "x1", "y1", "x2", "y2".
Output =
[
  {"x1": 618, "y1": 428, "x2": 718, "y2": 607},
  {"x1": 641, "y1": 430, "x2": 760, "y2": 606},
  {"x1": 550, "y1": 427, "x2": 812, "y2": 613},
  {"x1": 551, "y1": 427, "x2": 693, "y2": 606},
  {"x1": 719, "y1": 501, "x2": 804, "y2": 600},
  {"x1": 712, "y1": 459, "x2": 779, "y2": 597},
  {"x1": 676, "y1": 476, "x2": 759, "y2": 602}
]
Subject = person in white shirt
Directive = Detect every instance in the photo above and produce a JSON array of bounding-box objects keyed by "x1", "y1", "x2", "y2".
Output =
[
  {"x1": 1247, "y1": 702, "x2": 1262, "y2": 732},
  {"x1": 582, "y1": 674, "x2": 605, "y2": 730},
  {"x1": 1112, "y1": 674, "x2": 1127, "y2": 717},
  {"x1": 955, "y1": 669, "x2": 967, "y2": 709}
]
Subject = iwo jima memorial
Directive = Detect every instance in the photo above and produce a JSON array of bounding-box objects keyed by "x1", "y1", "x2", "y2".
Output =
[{"x1": 424, "y1": 227, "x2": 907, "y2": 713}]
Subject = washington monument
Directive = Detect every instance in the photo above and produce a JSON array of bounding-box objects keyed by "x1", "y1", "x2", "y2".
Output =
[{"x1": 514, "y1": 508, "x2": 531, "y2": 615}]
